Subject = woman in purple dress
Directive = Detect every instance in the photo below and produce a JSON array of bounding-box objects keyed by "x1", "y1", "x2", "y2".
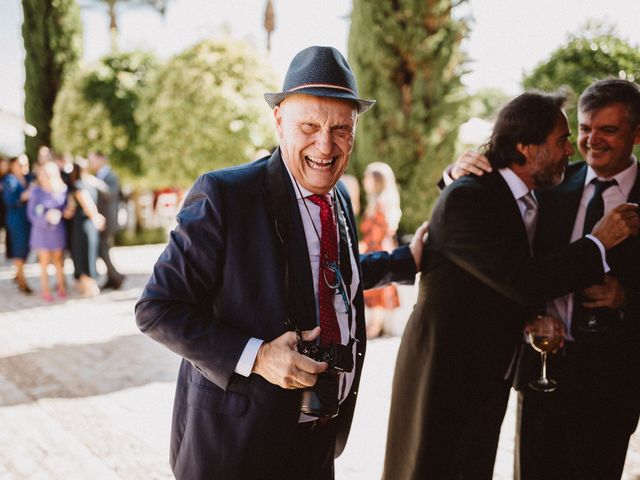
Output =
[{"x1": 27, "y1": 161, "x2": 70, "y2": 301}]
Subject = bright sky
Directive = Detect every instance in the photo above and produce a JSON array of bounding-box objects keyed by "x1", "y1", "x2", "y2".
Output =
[{"x1": 2, "y1": 0, "x2": 640, "y2": 117}]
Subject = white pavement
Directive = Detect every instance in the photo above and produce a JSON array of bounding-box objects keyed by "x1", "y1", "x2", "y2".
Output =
[{"x1": 0, "y1": 244, "x2": 638, "y2": 479}]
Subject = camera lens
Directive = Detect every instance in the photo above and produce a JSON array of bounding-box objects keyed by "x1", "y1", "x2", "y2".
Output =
[{"x1": 300, "y1": 374, "x2": 339, "y2": 418}]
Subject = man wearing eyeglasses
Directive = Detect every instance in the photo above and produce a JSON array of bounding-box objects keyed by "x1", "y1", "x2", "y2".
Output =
[{"x1": 135, "y1": 46, "x2": 423, "y2": 480}]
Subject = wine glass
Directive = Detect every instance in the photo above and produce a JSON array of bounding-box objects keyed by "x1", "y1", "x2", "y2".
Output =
[{"x1": 527, "y1": 315, "x2": 562, "y2": 393}]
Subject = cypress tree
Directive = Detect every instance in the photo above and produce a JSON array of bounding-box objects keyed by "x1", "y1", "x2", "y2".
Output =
[
  {"x1": 349, "y1": 0, "x2": 469, "y2": 232},
  {"x1": 22, "y1": 0, "x2": 82, "y2": 162}
]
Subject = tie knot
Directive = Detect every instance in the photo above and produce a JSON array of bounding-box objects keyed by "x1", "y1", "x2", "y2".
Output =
[
  {"x1": 307, "y1": 194, "x2": 332, "y2": 210},
  {"x1": 520, "y1": 191, "x2": 537, "y2": 210},
  {"x1": 592, "y1": 178, "x2": 617, "y2": 195}
]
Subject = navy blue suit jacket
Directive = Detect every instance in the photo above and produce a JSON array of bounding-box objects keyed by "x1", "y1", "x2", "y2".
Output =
[{"x1": 135, "y1": 150, "x2": 415, "y2": 480}]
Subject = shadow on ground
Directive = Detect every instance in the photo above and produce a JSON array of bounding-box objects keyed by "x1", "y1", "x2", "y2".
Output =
[
  {"x1": 0, "y1": 333, "x2": 179, "y2": 407},
  {"x1": 0, "y1": 273, "x2": 151, "y2": 314}
]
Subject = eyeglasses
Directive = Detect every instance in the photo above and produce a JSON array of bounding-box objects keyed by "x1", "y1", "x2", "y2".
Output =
[{"x1": 323, "y1": 261, "x2": 352, "y2": 316}]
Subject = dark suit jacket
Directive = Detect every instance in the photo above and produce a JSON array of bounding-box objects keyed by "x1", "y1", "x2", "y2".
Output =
[
  {"x1": 96, "y1": 167, "x2": 120, "y2": 235},
  {"x1": 383, "y1": 170, "x2": 605, "y2": 480},
  {"x1": 135, "y1": 150, "x2": 415, "y2": 480},
  {"x1": 518, "y1": 161, "x2": 640, "y2": 431}
]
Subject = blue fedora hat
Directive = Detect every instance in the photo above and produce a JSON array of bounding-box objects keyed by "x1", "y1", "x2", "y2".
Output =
[{"x1": 264, "y1": 46, "x2": 375, "y2": 113}]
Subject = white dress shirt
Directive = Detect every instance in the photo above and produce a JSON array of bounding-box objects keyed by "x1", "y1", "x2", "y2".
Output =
[
  {"x1": 235, "y1": 161, "x2": 360, "y2": 421},
  {"x1": 498, "y1": 168, "x2": 538, "y2": 220},
  {"x1": 96, "y1": 164, "x2": 111, "y2": 181},
  {"x1": 547, "y1": 158, "x2": 637, "y2": 339}
]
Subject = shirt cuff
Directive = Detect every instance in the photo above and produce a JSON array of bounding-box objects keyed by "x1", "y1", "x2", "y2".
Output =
[
  {"x1": 585, "y1": 234, "x2": 611, "y2": 273},
  {"x1": 442, "y1": 165, "x2": 455, "y2": 187},
  {"x1": 234, "y1": 337, "x2": 264, "y2": 377}
]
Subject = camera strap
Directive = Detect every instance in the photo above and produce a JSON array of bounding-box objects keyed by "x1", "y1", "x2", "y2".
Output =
[{"x1": 333, "y1": 187, "x2": 354, "y2": 335}]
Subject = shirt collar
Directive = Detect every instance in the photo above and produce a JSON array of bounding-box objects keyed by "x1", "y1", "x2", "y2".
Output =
[
  {"x1": 498, "y1": 167, "x2": 533, "y2": 203},
  {"x1": 96, "y1": 164, "x2": 111, "y2": 180},
  {"x1": 584, "y1": 155, "x2": 637, "y2": 198}
]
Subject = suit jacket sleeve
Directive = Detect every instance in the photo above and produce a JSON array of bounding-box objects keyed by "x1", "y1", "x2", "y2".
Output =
[
  {"x1": 135, "y1": 174, "x2": 249, "y2": 390},
  {"x1": 335, "y1": 179, "x2": 416, "y2": 290},
  {"x1": 359, "y1": 246, "x2": 416, "y2": 289},
  {"x1": 437, "y1": 180, "x2": 604, "y2": 306}
]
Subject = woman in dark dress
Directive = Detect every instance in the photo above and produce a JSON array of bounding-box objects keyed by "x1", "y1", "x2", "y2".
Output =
[
  {"x1": 2, "y1": 155, "x2": 33, "y2": 293},
  {"x1": 69, "y1": 159, "x2": 105, "y2": 297}
]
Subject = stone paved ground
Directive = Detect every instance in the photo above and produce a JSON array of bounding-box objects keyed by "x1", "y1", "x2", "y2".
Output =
[{"x1": 0, "y1": 243, "x2": 638, "y2": 479}]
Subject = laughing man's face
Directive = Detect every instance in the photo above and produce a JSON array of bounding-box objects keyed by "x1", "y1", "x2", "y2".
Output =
[
  {"x1": 578, "y1": 102, "x2": 640, "y2": 178},
  {"x1": 275, "y1": 94, "x2": 357, "y2": 194}
]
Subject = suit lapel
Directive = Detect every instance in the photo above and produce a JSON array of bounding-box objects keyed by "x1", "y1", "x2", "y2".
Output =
[
  {"x1": 608, "y1": 160, "x2": 640, "y2": 276},
  {"x1": 626, "y1": 160, "x2": 640, "y2": 203},
  {"x1": 334, "y1": 182, "x2": 366, "y2": 344},
  {"x1": 486, "y1": 171, "x2": 531, "y2": 254},
  {"x1": 264, "y1": 150, "x2": 317, "y2": 331},
  {"x1": 334, "y1": 185, "x2": 356, "y2": 282},
  {"x1": 534, "y1": 163, "x2": 586, "y2": 252}
]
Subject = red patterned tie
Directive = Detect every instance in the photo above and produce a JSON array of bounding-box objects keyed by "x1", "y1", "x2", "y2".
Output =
[{"x1": 307, "y1": 194, "x2": 341, "y2": 346}]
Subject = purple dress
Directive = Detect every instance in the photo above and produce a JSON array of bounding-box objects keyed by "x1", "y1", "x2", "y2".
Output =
[{"x1": 27, "y1": 186, "x2": 68, "y2": 251}]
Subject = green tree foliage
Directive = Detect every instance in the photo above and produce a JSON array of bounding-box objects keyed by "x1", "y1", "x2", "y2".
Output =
[
  {"x1": 135, "y1": 38, "x2": 278, "y2": 188},
  {"x1": 348, "y1": 0, "x2": 469, "y2": 231},
  {"x1": 51, "y1": 50, "x2": 156, "y2": 177},
  {"x1": 468, "y1": 87, "x2": 510, "y2": 121},
  {"x1": 22, "y1": 0, "x2": 82, "y2": 162},
  {"x1": 523, "y1": 22, "x2": 640, "y2": 157}
]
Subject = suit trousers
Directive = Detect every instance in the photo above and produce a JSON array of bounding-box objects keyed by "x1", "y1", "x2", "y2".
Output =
[
  {"x1": 98, "y1": 230, "x2": 122, "y2": 282},
  {"x1": 280, "y1": 418, "x2": 337, "y2": 480},
  {"x1": 515, "y1": 340, "x2": 637, "y2": 480}
]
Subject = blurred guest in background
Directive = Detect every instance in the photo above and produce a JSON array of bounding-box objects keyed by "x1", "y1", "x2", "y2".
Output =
[
  {"x1": 52, "y1": 150, "x2": 75, "y2": 188},
  {"x1": 340, "y1": 173, "x2": 361, "y2": 217},
  {"x1": 52, "y1": 151, "x2": 76, "y2": 260},
  {"x1": 0, "y1": 156, "x2": 10, "y2": 260},
  {"x1": 89, "y1": 151, "x2": 125, "y2": 290},
  {"x1": 359, "y1": 162, "x2": 403, "y2": 338},
  {"x1": 27, "y1": 161, "x2": 70, "y2": 301},
  {"x1": 69, "y1": 158, "x2": 105, "y2": 297},
  {"x1": 36, "y1": 145, "x2": 52, "y2": 166},
  {"x1": 2, "y1": 154, "x2": 33, "y2": 294}
]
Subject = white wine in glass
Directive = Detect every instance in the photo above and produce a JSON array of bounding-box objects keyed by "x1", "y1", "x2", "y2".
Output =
[{"x1": 527, "y1": 315, "x2": 561, "y2": 392}]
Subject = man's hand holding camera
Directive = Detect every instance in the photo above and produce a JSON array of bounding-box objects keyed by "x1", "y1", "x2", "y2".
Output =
[{"x1": 252, "y1": 326, "x2": 328, "y2": 390}]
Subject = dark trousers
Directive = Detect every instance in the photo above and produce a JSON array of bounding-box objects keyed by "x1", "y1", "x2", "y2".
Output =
[
  {"x1": 384, "y1": 376, "x2": 511, "y2": 480},
  {"x1": 72, "y1": 217, "x2": 99, "y2": 279},
  {"x1": 450, "y1": 381, "x2": 511, "y2": 480},
  {"x1": 280, "y1": 418, "x2": 336, "y2": 480},
  {"x1": 515, "y1": 339, "x2": 639, "y2": 480},
  {"x1": 98, "y1": 230, "x2": 122, "y2": 283}
]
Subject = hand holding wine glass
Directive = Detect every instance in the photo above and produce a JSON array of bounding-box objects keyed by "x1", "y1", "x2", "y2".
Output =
[{"x1": 525, "y1": 314, "x2": 564, "y2": 392}]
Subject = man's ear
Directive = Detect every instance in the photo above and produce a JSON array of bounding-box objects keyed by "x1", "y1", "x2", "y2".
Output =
[
  {"x1": 516, "y1": 142, "x2": 532, "y2": 161},
  {"x1": 633, "y1": 123, "x2": 640, "y2": 146},
  {"x1": 274, "y1": 105, "x2": 284, "y2": 139}
]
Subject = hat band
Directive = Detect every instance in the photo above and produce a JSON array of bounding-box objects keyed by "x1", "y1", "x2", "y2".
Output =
[{"x1": 286, "y1": 83, "x2": 356, "y2": 95}]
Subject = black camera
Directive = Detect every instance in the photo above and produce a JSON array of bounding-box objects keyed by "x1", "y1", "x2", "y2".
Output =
[
  {"x1": 297, "y1": 340, "x2": 354, "y2": 418},
  {"x1": 296, "y1": 341, "x2": 354, "y2": 374}
]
